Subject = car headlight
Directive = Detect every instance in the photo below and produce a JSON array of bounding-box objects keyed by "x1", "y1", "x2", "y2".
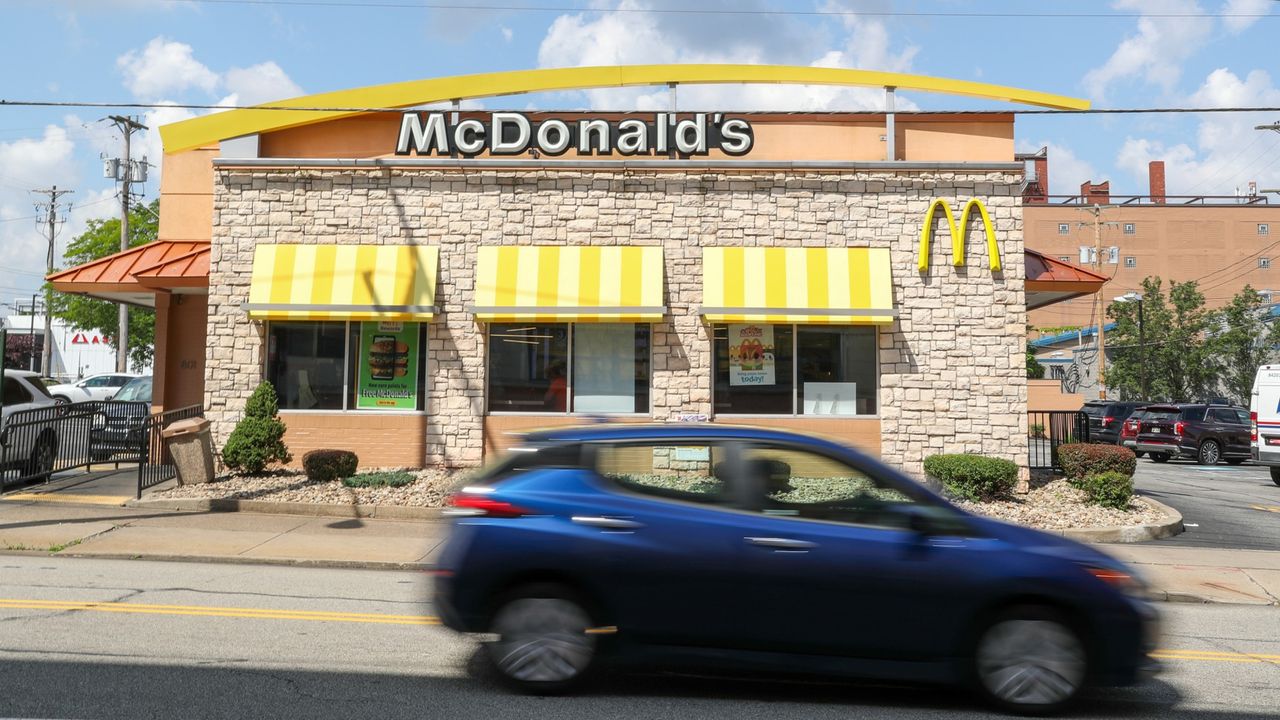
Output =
[{"x1": 1082, "y1": 564, "x2": 1150, "y2": 600}]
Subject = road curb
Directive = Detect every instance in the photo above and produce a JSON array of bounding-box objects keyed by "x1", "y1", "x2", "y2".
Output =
[
  {"x1": 125, "y1": 497, "x2": 446, "y2": 521},
  {"x1": 1057, "y1": 495, "x2": 1185, "y2": 544},
  {"x1": 53, "y1": 549, "x2": 430, "y2": 572}
]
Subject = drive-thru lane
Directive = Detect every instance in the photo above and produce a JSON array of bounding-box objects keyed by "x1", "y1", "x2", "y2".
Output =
[{"x1": 1134, "y1": 461, "x2": 1280, "y2": 551}]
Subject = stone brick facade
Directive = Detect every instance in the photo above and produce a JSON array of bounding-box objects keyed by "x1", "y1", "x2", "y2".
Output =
[{"x1": 206, "y1": 167, "x2": 1028, "y2": 477}]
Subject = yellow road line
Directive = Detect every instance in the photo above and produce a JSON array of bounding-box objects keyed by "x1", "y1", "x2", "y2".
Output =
[
  {"x1": 1, "y1": 493, "x2": 129, "y2": 506},
  {"x1": 1152, "y1": 649, "x2": 1280, "y2": 663},
  {"x1": 0, "y1": 599, "x2": 439, "y2": 625},
  {"x1": 1249, "y1": 505, "x2": 1280, "y2": 514}
]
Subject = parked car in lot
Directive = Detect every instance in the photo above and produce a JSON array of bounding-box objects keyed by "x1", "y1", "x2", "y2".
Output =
[
  {"x1": 1, "y1": 369, "x2": 60, "y2": 481},
  {"x1": 1119, "y1": 407, "x2": 1149, "y2": 457},
  {"x1": 435, "y1": 424, "x2": 1158, "y2": 715},
  {"x1": 88, "y1": 376, "x2": 152, "y2": 461},
  {"x1": 45, "y1": 372, "x2": 140, "y2": 404},
  {"x1": 1250, "y1": 365, "x2": 1280, "y2": 486},
  {"x1": 1080, "y1": 400, "x2": 1147, "y2": 445},
  {"x1": 1135, "y1": 403, "x2": 1252, "y2": 465}
]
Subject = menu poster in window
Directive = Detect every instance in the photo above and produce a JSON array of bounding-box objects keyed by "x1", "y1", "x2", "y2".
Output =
[
  {"x1": 728, "y1": 324, "x2": 775, "y2": 386},
  {"x1": 357, "y1": 321, "x2": 419, "y2": 410}
]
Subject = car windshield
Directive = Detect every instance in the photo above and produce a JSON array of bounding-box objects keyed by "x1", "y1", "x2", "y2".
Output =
[
  {"x1": 26, "y1": 376, "x2": 53, "y2": 398},
  {"x1": 113, "y1": 377, "x2": 152, "y2": 402}
]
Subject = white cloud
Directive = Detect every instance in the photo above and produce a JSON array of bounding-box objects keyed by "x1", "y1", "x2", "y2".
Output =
[
  {"x1": 1082, "y1": 0, "x2": 1214, "y2": 102},
  {"x1": 1114, "y1": 68, "x2": 1280, "y2": 195},
  {"x1": 536, "y1": 0, "x2": 919, "y2": 112},
  {"x1": 1221, "y1": 0, "x2": 1271, "y2": 33},
  {"x1": 117, "y1": 37, "x2": 219, "y2": 99},
  {"x1": 0, "y1": 124, "x2": 85, "y2": 297},
  {"x1": 1017, "y1": 140, "x2": 1100, "y2": 196},
  {"x1": 218, "y1": 61, "x2": 304, "y2": 107},
  {"x1": 501, "y1": 26, "x2": 514, "y2": 42}
]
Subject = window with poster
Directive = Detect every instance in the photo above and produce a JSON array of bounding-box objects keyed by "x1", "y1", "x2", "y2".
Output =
[
  {"x1": 712, "y1": 324, "x2": 877, "y2": 416},
  {"x1": 487, "y1": 323, "x2": 651, "y2": 414},
  {"x1": 264, "y1": 320, "x2": 427, "y2": 411}
]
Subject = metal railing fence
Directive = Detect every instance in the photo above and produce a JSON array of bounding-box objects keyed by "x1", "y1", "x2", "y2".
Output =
[
  {"x1": 0, "y1": 401, "x2": 150, "y2": 490},
  {"x1": 1028, "y1": 410, "x2": 1090, "y2": 471},
  {"x1": 136, "y1": 405, "x2": 205, "y2": 498}
]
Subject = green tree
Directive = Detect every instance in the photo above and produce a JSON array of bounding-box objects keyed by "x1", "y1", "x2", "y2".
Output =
[
  {"x1": 1105, "y1": 277, "x2": 1216, "y2": 401},
  {"x1": 1211, "y1": 285, "x2": 1277, "y2": 405},
  {"x1": 1026, "y1": 348, "x2": 1045, "y2": 379},
  {"x1": 47, "y1": 200, "x2": 158, "y2": 371}
]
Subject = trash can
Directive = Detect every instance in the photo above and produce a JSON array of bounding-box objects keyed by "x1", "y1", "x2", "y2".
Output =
[{"x1": 161, "y1": 417, "x2": 216, "y2": 485}]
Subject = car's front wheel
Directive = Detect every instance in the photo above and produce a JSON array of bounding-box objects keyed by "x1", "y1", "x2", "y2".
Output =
[
  {"x1": 1151, "y1": 453, "x2": 1170, "y2": 463},
  {"x1": 972, "y1": 606, "x2": 1088, "y2": 715},
  {"x1": 487, "y1": 584, "x2": 597, "y2": 694},
  {"x1": 24, "y1": 433, "x2": 57, "y2": 481},
  {"x1": 1271, "y1": 467, "x2": 1280, "y2": 487},
  {"x1": 1225, "y1": 458, "x2": 1245, "y2": 466},
  {"x1": 1197, "y1": 440, "x2": 1221, "y2": 466}
]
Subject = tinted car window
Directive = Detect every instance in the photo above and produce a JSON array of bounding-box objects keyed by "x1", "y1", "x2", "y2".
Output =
[
  {"x1": 1081, "y1": 403, "x2": 1108, "y2": 417},
  {"x1": 1145, "y1": 409, "x2": 1180, "y2": 422},
  {"x1": 3, "y1": 377, "x2": 33, "y2": 405},
  {"x1": 1180, "y1": 407, "x2": 1206, "y2": 422},
  {"x1": 25, "y1": 376, "x2": 52, "y2": 398},
  {"x1": 596, "y1": 443, "x2": 729, "y2": 505}
]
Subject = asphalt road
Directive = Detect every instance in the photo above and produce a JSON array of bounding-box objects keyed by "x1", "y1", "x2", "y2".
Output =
[
  {"x1": 1, "y1": 556, "x2": 1279, "y2": 720},
  {"x1": 1133, "y1": 460, "x2": 1280, "y2": 550}
]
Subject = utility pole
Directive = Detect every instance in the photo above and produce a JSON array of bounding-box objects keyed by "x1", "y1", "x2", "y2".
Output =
[
  {"x1": 1092, "y1": 205, "x2": 1107, "y2": 400},
  {"x1": 33, "y1": 185, "x2": 72, "y2": 378},
  {"x1": 105, "y1": 115, "x2": 148, "y2": 372}
]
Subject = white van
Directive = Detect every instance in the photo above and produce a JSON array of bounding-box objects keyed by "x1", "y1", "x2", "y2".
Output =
[{"x1": 1250, "y1": 364, "x2": 1280, "y2": 486}]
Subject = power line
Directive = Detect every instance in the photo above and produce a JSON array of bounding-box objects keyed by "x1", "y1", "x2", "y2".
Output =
[
  {"x1": 149, "y1": 0, "x2": 1280, "y2": 19},
  {"x1": 4, "y1": 99, "x2": 1280, "y2": 116}
]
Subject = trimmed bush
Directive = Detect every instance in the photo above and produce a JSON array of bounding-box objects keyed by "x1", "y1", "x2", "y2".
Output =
[
  {"x1": 303, "y1": 449, "x2": 359, "y2": 482},
  {"x1": 1057, "y1": 443, "x2": 1136, "y2": 480},
  {"x1": 923, "y1": 454, "x2": 1019, "y2": 501},
  {"x1": 221, "y1": 382, "x2": 291, "y2": 475},
  {"x1": 1073, "y1": 471, "x2": 1134, "y2": 509},
  {"x1": 1029, "y1": 423, "x2": 1046, "y2": 439},
  {"x1": 342, "y1": 470, "x2": 414, "y2": 488}
]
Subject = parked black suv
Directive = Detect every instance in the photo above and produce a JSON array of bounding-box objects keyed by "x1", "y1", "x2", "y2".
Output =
[
  {"x1": 1080, "y1": 400, "x2": 1149, "y2": 445},
  {"x1": 1135, "y1": 403, "x2": 1252, "y2": 465}
]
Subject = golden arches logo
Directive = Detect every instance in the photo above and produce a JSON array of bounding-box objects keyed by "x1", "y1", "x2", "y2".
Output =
[{"x1": 917, "y1": 198, "x2": 1002, "y2": 273}]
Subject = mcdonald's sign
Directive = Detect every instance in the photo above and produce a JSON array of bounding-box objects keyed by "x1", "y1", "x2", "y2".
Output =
[{"x1": 917, "y1": 198, "x2": 1002, "y2": 273}]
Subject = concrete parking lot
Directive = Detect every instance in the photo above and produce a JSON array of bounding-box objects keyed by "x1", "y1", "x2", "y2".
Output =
[{"x1": 1134, "y1": 460, "x2": 1280, "y2": 551}]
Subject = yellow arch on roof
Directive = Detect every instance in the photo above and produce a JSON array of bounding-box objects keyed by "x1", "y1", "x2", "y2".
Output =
[{"x1": 160, "y1": 64, "x2": 1090, "y2": 153}]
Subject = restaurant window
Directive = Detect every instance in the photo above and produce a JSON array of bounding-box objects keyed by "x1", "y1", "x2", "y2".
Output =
[
  {"x1": 265, "y1": 321, "x2": 427, "y2": 412},
  {"x1": 713, "y1": 324, "x2": 877, "y2": 416},
  {"x1": 487, "y1": 323, "x2": 650, "y2": 414}
]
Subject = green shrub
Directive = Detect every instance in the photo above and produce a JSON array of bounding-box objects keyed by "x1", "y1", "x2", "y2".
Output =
[
  {"x1": 342, "y1": 470, "x2": 414, "y2": 488},
  {"x1": 1073, "y1": 471, "x2": 1133, "y2": 509},
  {"x1": 922, "y1": 454, "x2": 1019, "y2": 501},
  {"x1": 1029, "y1": 423, "x2": 1046, "y2": 439},
  {"x1": 302, "y1": 449, "x2": 360, "y2": 482},
  {"x1": 1057, "y1": 443, "x2": 1136, "y2": 480},
  {"x1": 221, "y1": 382, "x2": 291, "y2": 475}
]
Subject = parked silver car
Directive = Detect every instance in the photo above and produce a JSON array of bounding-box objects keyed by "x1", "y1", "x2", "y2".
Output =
[{"x1": 1, "y1": 370, "x2": 60, "y2": 481}]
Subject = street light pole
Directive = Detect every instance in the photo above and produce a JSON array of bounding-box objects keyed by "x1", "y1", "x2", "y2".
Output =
[{"x1": 1136, "y1": 297, "x2": 1147, "y2": 399}]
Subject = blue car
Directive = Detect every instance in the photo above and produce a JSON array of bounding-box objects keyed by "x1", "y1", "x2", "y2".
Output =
[{"x1": 434, "y1": 425, "x2": 1158, "y2": 714}]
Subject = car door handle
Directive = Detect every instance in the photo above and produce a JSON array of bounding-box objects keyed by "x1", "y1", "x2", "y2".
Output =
[
  {"x1": 745, "y1": 537, "x2": 816, "y2": 551},
  {"x1": 571, "y1": 516, "x2": 644, "y2": 531}
]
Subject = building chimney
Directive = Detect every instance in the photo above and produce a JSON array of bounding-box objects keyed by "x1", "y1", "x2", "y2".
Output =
[
  {"x1": 1017, "y1": 147, "x2": 1049, "y2": 204},
  {"x1": 1149, "y1": 161, "x2": 1166, "y2": 204},
  {"x1": 1080, "y1": 180, "x2": 1110, "y2": 205}
]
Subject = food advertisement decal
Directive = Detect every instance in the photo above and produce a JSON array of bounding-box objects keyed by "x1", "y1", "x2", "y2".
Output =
[
  {"x1": 728, "y1": 324, "x2": 775, "y2": 386},
  {"x1": 357, "y1": 322, "x2": 419, "y2": 410}
]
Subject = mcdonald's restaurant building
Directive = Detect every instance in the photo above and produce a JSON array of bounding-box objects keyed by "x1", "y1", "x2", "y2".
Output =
[{"x1": 50, "y1": 67, "x2": 1102, "y2": 478}]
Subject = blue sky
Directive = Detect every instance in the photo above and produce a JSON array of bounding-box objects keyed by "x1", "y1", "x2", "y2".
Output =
[{"x1": 0, "y1": 0, "x2": 1277, "y2": 301}]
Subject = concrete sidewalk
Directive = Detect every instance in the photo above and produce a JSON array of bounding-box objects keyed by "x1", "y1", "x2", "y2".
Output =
[{"x1": 0, "y1": 494, "x2": 1277, "y2": 604}]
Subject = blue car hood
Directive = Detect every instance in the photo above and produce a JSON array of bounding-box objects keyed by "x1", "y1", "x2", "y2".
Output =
[{"x1": 968, "y1": 515, "x2": 1124, "y2": 567}]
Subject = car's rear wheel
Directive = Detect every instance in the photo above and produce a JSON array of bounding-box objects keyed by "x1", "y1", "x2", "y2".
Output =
[
  {"x1": 972, "y1": 606, "x2": 1088, "y2": 715},
  {"x1": 1197, "y1": 440, "x2": 1221, "y2": 466},
  {"x1": 1151, "y1": 453, "x2": 1170, "y2": 463},
  {"x1": 487, "y1": 584, "x2": 597, "y2": 694},
  {"x1": 24, "y1": 433, "x2": 57, "y2": 481},
  {"x1": 1133, "y1": 450, "x2": 1145, "y2": 459},
  {"x1": 1271, "y1": 467, "x2": 1280, "y2": 487}
]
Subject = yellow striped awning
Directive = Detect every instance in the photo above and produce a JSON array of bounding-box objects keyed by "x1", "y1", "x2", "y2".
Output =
[
  {"x1": 472, "y1": 246, "x2": 665, "y2": 322},
  {"x1": 244, "y1": 244, "x2": 439, "y2": 321},
  {"x1": 701, "y1": 247, "x2": 895, "y2": 324}
]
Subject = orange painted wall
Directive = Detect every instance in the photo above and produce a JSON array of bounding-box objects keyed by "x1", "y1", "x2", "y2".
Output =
[
  {"x1": 152, "y1": 293, "x2": 208, "y2": 410},
  {"x1": 159, "y1": 147, "x2": 218, "y2": 243},
  {"x1": 256, "y1": 112, "x2": 1014, "y2": 163},
  {"x1": 1028, "y1": 379, "x2": 1083, "y2": 412},
  {"x1": 280, "y1": 412, "x2": 428, "y2": 468}
]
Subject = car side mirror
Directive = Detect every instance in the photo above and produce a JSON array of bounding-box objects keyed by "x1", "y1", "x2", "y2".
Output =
[{"x1": 903, "y1": 505, "x2": 936, "y2": 536}]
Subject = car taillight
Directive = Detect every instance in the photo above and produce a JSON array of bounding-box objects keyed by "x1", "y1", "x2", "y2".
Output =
[
  {"x1": 1102, "y1": 415, "x2": 1116, "y2": 428},
  {"x1": 1252, "y1": 411, "x2": 1258, "y2": 442},
  {"x1": 1174, "y1": 421, "x2": 1186, "y2": 437},
  {"x1": 445, "y1": 488, "x2": 530, "y2": 518}
]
